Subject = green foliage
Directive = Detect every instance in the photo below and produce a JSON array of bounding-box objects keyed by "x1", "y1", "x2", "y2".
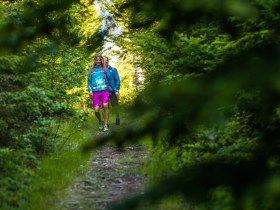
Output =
[
  {"x1": 83, "y1": 0, "x2": 280, "y2": 209},
  {"x1": 0, "y1": 0, "x2": 105, "y2": 209},
  {"x1": 115, "y1": 52, "x2": 138, "y2": 105},
  {"x1": 0, "y1": 148, "x2": 37, "y2": 209},
  {"x1": 3, "y1": 0, "x2": 280, "y2": 209},
  {"x1": 20, "y1": 117, "x2": 92, "y2": 210}
]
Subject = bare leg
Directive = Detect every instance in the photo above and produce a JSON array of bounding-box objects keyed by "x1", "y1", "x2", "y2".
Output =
[
  {"x1": 102, "y1": 103, "x2": 109, "y2": 126},
  {"x1": 102, "y1": 106, "x2": 105, "y2": 121},
  {"x1": 94, "y1": 106, "x2": 102, "y2": 123}
]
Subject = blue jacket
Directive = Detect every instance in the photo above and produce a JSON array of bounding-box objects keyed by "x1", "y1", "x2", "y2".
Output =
[
  {"x1": 88, "y1": 66, "x2": 110, "y2": 92},
  {"x1": 106, "y1": 66, "x2": 120, "y2": 92}
]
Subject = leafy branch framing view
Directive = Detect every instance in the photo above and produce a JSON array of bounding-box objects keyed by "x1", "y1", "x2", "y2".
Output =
[{"x1": 1, "y1": 0, "x2": 280, "y2": 209}]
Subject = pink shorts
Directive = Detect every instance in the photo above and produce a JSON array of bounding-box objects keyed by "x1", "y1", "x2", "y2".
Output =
[{"x1": 92, "y1": 90, "x2": 109, "y2": 107}]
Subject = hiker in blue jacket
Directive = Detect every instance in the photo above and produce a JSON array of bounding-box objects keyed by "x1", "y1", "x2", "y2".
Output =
[
  {"x1": 88, "y1": 53, "x2": 112, "y2": 132},
  {"x1": 103, "y1": 56, "x2": 121, "y2": 125}
]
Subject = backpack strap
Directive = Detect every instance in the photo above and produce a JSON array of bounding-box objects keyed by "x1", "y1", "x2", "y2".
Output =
[
  {"x1": 102, "y1": 66, "x2": 109, "y2": 89},
  {"x1": 102, "y1": 66, "x2": 106, "y2": 75},
  {"x1": 90, "y1": 66, "x2": 106, "y2": 75}
]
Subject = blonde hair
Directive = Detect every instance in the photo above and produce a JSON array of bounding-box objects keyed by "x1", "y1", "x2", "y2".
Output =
[
  {"x1": 92, "y1": 53, "x2": 104, "y2": 67},
  {"x1": 103, "y1": 55, "x2": 109, "y2": 61}
]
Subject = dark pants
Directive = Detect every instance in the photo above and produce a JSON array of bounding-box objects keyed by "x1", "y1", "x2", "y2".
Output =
[
  {"x1": 109, "y1": 91, "x2": 119, "y2": 107},
  {"x1": 109, "y1": 92, "x2": 120, "y2": 124}
]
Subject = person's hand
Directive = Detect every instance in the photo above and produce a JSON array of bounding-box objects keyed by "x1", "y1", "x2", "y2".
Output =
[
  {"x1": 115, "y1": 91, "x2": 120, "y2": 97},
  {"x1": 89, "y1": 92, "x2": 93, "y2": 97}
]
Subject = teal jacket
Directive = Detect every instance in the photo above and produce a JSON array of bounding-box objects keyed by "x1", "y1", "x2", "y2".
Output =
[
  {"x1": 87, "y1": 65, "x2": 120, "y2": 93},
  {"x1": 106, "y1": 66, "x2": 121, "y2": 92},
  {"x1": 87, "y1": 66, "x2": 110, "y2": 92}
]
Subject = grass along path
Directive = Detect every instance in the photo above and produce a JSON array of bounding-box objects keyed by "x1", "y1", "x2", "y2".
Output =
[{"x1": 58, "y1": 138, "x2": 147, "y2": 210}]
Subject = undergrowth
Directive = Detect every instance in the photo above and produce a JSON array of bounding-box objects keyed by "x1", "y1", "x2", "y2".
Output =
[{"x1": 18, "y1": 113, "x2": 97, "y2": 210}]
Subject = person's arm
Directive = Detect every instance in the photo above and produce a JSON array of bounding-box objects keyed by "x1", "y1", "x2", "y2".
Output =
[
  {"x1": 114, "y1": 68, "x2": 121, "y2": 92},
  {"x1": 87, "y1": 70, "x2": 93, "y2": 96}
]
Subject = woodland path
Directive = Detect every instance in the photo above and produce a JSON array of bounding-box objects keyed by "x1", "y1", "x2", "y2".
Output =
[{"x1": 59, "y1": 129, "x2": 147, "y2": 210}]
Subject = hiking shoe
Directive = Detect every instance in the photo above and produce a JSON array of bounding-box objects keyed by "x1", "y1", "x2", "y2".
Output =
[
  {"x1": 103, "y1": 124, "x2": 109, "y2": 132},
  {"x1": 116, "y1": 117, "x2": 120, "y2": 125},
  {"x1": 99, "y1": 121, "x2": 104, "y2": 131}
]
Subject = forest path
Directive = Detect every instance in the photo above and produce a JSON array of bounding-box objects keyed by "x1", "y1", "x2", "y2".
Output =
[{"x1": 59, "y1": 128, "x2": 147, "y2": 210}]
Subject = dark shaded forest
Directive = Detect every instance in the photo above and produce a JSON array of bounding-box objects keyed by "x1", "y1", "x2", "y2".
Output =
[{"x1": 1, "y1": 0, "x2": 280, "y2": 209}]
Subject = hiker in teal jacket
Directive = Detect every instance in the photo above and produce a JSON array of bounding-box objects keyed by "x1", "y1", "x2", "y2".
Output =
[
  {"x1": 103, "y1": 56, "x2": 121, "y2": 125},
  {"x1": 88, "y1": 54, "x2": 112, "y2": 132}
]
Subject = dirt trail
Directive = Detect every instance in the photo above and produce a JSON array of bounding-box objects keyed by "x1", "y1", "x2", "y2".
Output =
[{"x1": 60, "y1": 133, "x2": 147, "y2": 210}]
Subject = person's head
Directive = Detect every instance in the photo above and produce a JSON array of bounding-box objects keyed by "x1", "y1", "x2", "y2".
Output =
[
  {"x1": 93, "y1": 53, "x2": 104, "y2": 67},
  {"x1": 103, "y1": 56, "x2": 109, "y2": 67}
]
